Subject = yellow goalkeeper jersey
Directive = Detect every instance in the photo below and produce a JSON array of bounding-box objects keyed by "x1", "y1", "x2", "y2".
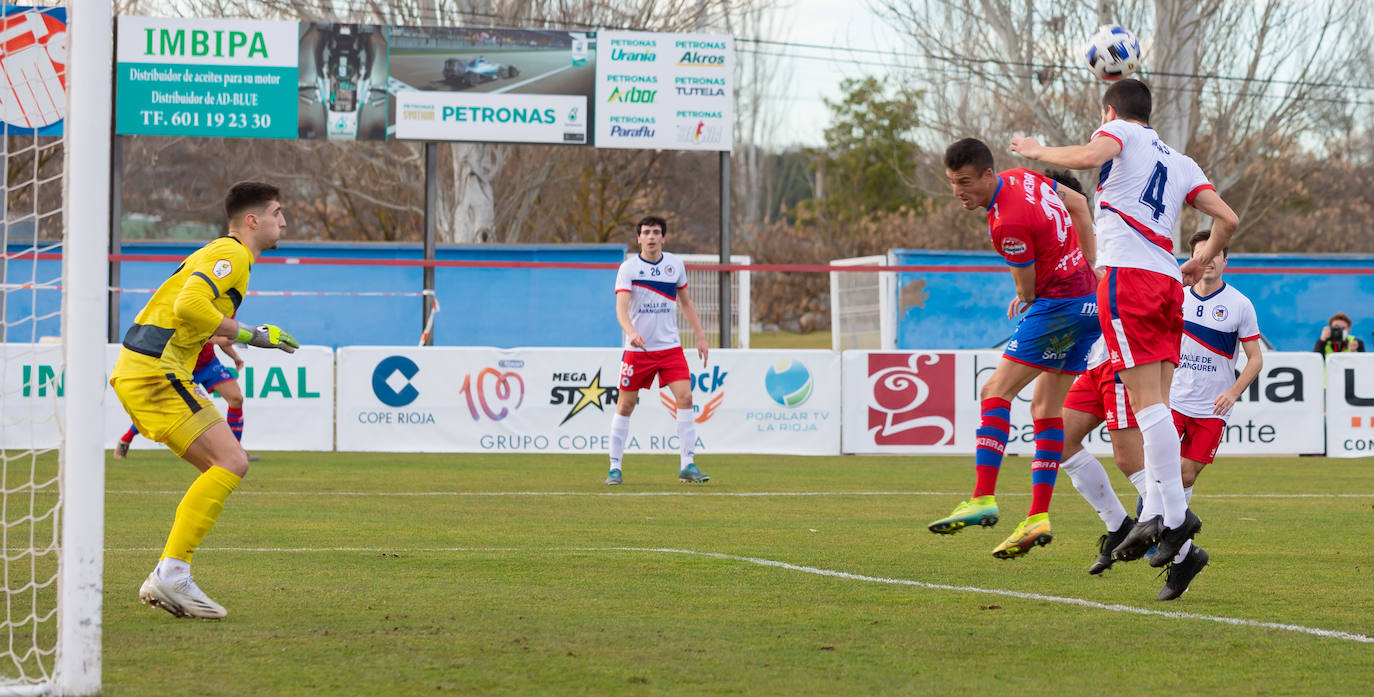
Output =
[{"x1": 111, "y1": 236, "x2": 254, "y2": 380}]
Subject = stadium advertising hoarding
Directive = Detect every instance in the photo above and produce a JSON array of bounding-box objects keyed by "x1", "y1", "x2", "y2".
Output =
[
  {"x1": 594, "y1": 31, "x2": 733, "y2": 151},
  {"x1": 113, "y1": 17, "x2": 733, "y2": 149},
  {"x1": 0, "y1": 5, "x2": 67, "y2": 136},
  {"x1": 1323, "y1": 352, "x2": 1374, "y2": 458},
  {"x1": 0, "y1": 344, "x2": 334, "y2": 450},
  {"x1": 102, "y1": 344, "x2": 337, "y2": 452},
  {"x1": 841, "y1": 350, "x2": 1324, "y2": 456},
  {"x1": 115, "y1": 15, "x2": 300, "y2": 138},
  {"x1": 336, "y1": 347, "x2": 839, "y2": 454},
  {"x1": 390, "y1": 26, "x2": 594, "y2": 145}
]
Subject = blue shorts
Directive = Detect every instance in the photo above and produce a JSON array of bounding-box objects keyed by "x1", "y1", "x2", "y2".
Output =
[
  {"x1": 192, "y1": 358, "x2": 236, "y2": 392},
  {"x1": 1003, "y1": 294, "x2": 1101, "y2": 374}
]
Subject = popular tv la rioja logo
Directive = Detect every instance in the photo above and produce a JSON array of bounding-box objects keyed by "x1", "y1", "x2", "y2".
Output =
[{"x1": 867, "y1": 353, "x2": 956, "y2": 446}]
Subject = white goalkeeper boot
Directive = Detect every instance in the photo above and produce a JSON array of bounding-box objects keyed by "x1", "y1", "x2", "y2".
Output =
[{"x1": 139, "y1": 570, "x2": 227, "y2": 619}]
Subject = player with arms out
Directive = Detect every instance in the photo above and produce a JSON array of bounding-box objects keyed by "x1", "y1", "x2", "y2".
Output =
[
  {"x1": 110, "y1": 182, "x2": 299, "y2": 619},
  {"x1": 929, "y1": 139, "x2": 1101, "y2": 559},
  {"x1": 605, "y1": 216, "x2": 710, "y2": 486},
  {"x1": 1011, "y1": 78, "x2": 1240, "y2": 573},
  {"x1": 115, "y1": 336, "x2": 256, "y2": 461}
]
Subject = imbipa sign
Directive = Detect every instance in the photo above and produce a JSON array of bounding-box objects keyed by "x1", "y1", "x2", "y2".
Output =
[{"x1": 102, "y1": 344, "x2": 335, "y2": 452}]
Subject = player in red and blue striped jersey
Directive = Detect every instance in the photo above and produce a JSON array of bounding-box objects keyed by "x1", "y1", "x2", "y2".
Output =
[
  {"x1": 1012, "y1": 79, "x2": 1240, "y2": 579},
  {"x1": 929, "y1": 138, "x2": 1101, "y2": 560}
]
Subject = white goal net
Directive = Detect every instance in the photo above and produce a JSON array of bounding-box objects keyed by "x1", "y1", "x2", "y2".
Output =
[
  {"x1": 829, "y1": 254, "x2": 895, "y2": 351},
  {"x1": 1, "y1": 2, "x2": 108, "y2": 695}
]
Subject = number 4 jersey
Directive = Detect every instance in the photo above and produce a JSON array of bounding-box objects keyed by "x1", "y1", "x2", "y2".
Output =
[{"x1": 1091, "y1": 120, "x2": 1213, "y2": 281}]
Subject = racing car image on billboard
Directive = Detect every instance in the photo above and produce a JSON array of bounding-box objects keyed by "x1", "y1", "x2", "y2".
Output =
[{"x1": 442, "y1": 55, "x2": 520, "y2": 88}]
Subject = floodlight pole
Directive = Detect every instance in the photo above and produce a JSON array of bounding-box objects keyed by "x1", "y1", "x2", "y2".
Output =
[
  {"x1": 718, "y1": 150, "x2": 731, "y2": 349},
  {"x1": 422, "y1": 141, "x2": 437, "y2": 346}
]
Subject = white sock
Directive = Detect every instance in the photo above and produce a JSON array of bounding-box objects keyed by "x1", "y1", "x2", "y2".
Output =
[
  {"x1": 1184, "y1": 485, "x2": 1194, "y2": 504},
  {"x1": 608, "y1": 413, "x2": 630, "y2": 470},
  {"x1": 1173, "y1": 539, "x2": 1193, "y2": 564},
  {"x1": 1127, "y1": 469, "x2": 1149, "y2": 496},
  {"x1": 1060, "y1": 449, "x2": 1129, "y2": 530},
  {"x1": 1136, "y1": 404, "x2": 1187, "y2": 528},
  {"x1": 156, "y1": 557, "x2": 190, "y2": 581},
  {"x1": 677, "y1": 409, "x2": 696, "y2": 470}
]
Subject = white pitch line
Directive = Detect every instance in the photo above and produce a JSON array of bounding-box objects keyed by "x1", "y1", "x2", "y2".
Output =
[
  {"x1": 104, "y1": 545, "x2": 1374, "y2": 644},
  {"x1": 105, "y1": 489, "x2": 1374, "y2": 498},
  {"x1": 491, "y1": 64, "x2": 573, "y2": 94}
]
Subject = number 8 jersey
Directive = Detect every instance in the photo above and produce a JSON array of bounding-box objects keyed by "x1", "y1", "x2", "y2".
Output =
[{"x1": 1091, "y1": 119, "x2": 1214, "y2": 281}]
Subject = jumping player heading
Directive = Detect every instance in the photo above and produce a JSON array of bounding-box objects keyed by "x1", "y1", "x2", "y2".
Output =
[
  {"x1": 1011, "y1": 78, "x2": 1240, "y2": 575},
  {"x1": 929, "y1": 139, "x2": 1101, "y2": 559}
]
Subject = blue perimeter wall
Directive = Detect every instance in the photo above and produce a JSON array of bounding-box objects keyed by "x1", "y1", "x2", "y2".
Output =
[
  {"x1": 7, "y1": 243, "x2": 1370, "y2": 351},
  {"x1": 893, "y1": 249, "x2": 1374, "y2": 352},
  {"x1": 3, "y1": 241, "x2": 626, "y2": 348}
]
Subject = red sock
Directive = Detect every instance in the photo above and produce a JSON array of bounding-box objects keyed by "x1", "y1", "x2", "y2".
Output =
[
  {"x1": 1028, "y1": 417, "x2": 1064, "y2": 516},
  {"x1": 120, "y1": 426, "x2": 137, "y2": 444},
  {"x1": 973, "y1": 397, "x2": 1011, "y2": 498}
]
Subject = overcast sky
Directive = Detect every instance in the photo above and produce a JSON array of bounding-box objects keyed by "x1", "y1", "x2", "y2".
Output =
[{"x1": 760, "y1": 0, "x2": 904, "y2": 148}]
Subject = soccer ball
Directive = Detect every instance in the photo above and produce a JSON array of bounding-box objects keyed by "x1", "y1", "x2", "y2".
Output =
[{"x1": 1084, "y1": 25, "x2": 1141, "y2": 81}]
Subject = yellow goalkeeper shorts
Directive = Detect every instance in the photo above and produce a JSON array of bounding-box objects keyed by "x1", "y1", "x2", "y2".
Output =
[{"x1": 111, "y1": 373, "x2": 224, "y2": 457}]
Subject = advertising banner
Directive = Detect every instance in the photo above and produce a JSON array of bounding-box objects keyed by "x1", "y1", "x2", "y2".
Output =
[
  {"x1": 390, "y1": 26, "x2": 594, "y2": 145},
  {"x1": 1324, "y1": 352, "x2": 1374, "y2": 458},
  {"x1": 115, "y1": 15, "x2": 300, "y2": 138},
  {"x1": 2, "y1": 344, "x2": 334, "y2": 451},
  {"x1": 0, "y1": 6, "x2": 67, "y2": 136},
  {"x1": 842, "y1": 350, "x2": 1325, "y2": 456},
  {"x1": 393, "y1": 91, "x2": 587, "y2": 144},
  {"x1": 296, "y1": 22, "x2": 390, "y2": 141},
  {"x1": 103, "y1": 344, "x2": 335, "y2": 452},
  {"x1": 594, "y1": 31, "x2": 732, "y2": 151},
  {"x1": 336, "y1": 347, "x2": 840, "y2": 454}
]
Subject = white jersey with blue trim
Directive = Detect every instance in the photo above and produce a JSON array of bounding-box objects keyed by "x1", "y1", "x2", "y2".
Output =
[
  {"x1": 1091, "y1": 120, "x2": 1213, "y2": 281},
  {"x1": 614, "y1": 251, "x2": 687, "y2": 351},
  {"x1": 1171, "y1": 282, "x2": 1260, "y2": 421}
]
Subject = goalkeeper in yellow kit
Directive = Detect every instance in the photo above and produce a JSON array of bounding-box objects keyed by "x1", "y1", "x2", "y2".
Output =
[{"x1": 110, "y1": 181, "x2": 299, "y2": 620}]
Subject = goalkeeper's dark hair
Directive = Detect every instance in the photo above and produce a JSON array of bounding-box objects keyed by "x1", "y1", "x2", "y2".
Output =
[
  {"x1": 1103, "y1": 79, "x2": 1152, "y2": 123},
  {"x1": 224, "y1": 181, "x2": 281, "y2": 222},
  {"x1": 1188, "y1": 229, "x2": 1229, "y2": 258},
  {"x1": 1043, "y1": 168, "x2": 1084, "y2": 196},
  {"x1": 636, "y1": 215, "x2": 668, "y2": 237},
  {"x1": 944, "y1": 138, "x2": 995, "y2": 174}
]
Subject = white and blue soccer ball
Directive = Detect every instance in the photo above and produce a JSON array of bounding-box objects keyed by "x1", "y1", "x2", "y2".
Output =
[
  {"x1": 1084, "y1": 24, "x2": 1141, "y2": 81},
  {"x1": 764, "y1": 360, "x2": 813, "y2": 407}
]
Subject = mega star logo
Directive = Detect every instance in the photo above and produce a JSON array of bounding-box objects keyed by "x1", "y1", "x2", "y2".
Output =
[{"x1": 550, "y1": 368, "x2": 619, "y2": 425}]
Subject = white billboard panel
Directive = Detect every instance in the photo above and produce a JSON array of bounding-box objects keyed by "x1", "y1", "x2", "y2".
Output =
[
  {"x1": 594, "y1": 31, "x2": 732, "y2": 151},
  {"x1": 336, "y1": 347, "x2": 839, "y2": 454}
]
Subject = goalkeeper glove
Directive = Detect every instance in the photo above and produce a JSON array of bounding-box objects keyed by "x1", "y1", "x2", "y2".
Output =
[{"x1": 235, "y1": 324, "x2": 299, "y2": 353}]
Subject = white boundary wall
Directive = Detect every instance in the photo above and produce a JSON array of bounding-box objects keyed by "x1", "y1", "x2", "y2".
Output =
[{"x1": 2, "y1": 345, "x2": 1352, "y2": 457}]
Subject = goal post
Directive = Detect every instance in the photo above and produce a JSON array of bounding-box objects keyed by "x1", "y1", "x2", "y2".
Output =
[
  {"x1": 58, "y1": 1, "x2": 111, "y2": 695},
  {"x1": 829, "y1": 254, "x2": 895, "y2": 351}
]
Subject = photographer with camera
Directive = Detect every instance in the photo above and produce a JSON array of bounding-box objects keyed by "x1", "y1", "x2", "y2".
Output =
[{"x1": 1314, "y1": 312, "x2": 1363, "y2": 354}]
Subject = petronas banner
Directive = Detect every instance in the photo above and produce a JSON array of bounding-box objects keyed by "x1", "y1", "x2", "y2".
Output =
[{"x1": 113, "y1": 15, "x2": 733, "y2": 150}]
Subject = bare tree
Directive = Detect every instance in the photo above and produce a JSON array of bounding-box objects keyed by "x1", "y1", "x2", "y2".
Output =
[{"x1": 872, "y1": 0, "x2": 1372, "y2": 242}]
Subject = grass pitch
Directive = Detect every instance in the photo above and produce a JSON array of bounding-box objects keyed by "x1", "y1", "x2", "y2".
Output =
[{"x1": 102, "y1": 452, "x2": 1374, "y2": 696}]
